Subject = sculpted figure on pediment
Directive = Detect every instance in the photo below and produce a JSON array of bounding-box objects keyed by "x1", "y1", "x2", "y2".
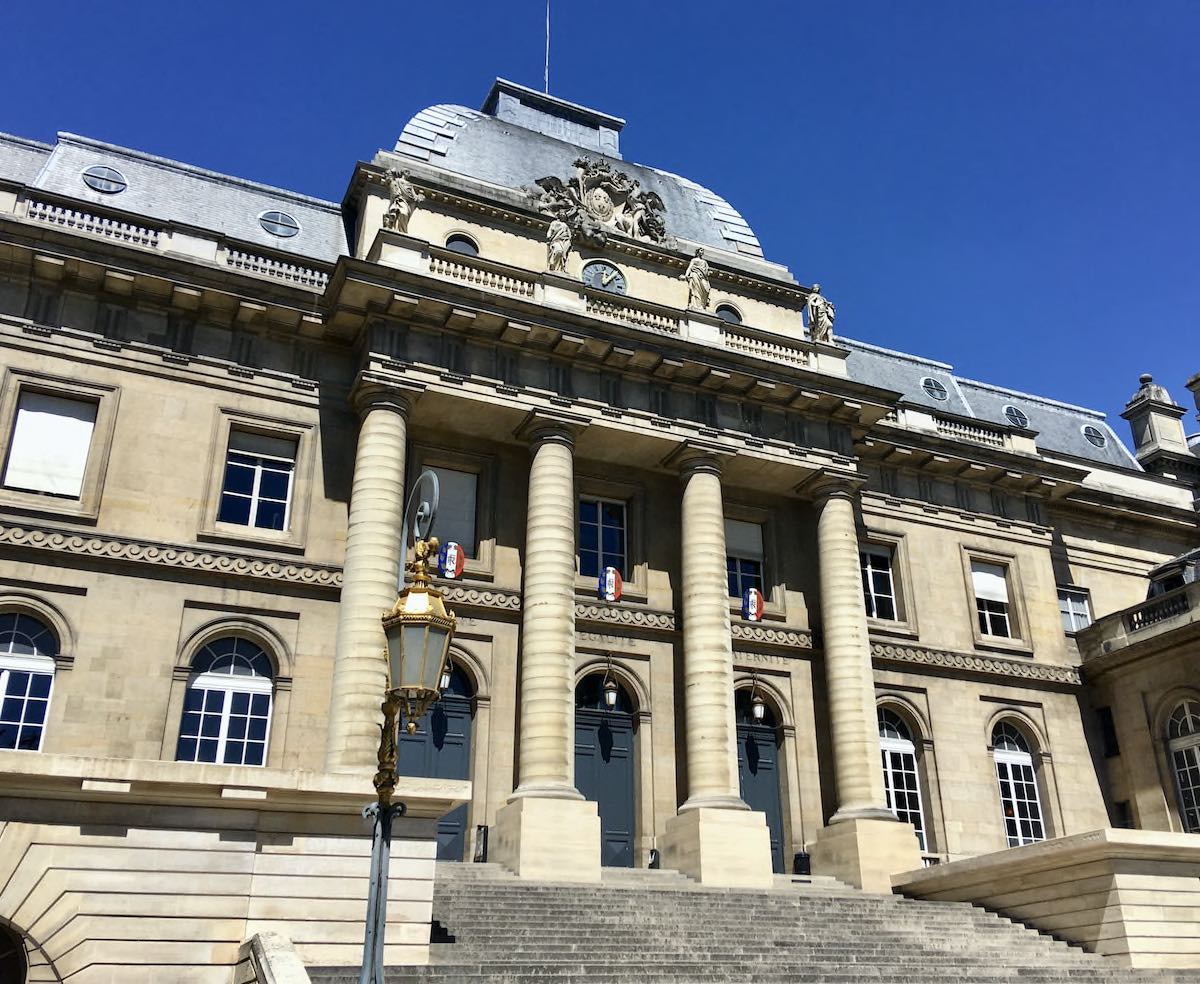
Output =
[
  {"x1": 525, "y1": 157, "x2": 668, "y2": 247},
  {"x1": 805, "y1": 283, "x2": 835, "y2": 342},
  {"x1": 381, "y1": 168, "x2": 424, "y2": 234},
  {"x1": 546, "y1": 217, "x2": 572, "y2": 272},
  {"x1": 681, "y1": 249, "x2": 711, "y2": 310}
]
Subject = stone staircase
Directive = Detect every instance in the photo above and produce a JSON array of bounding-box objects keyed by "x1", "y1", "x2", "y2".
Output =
[{"x1": 309, "y1": 862, "x2": 1200, "y2": 984}]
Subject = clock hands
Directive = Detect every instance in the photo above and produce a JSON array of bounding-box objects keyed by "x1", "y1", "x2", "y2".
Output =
[{"x1": 601, "y1": 269, "x2": 619, "y2": 286}]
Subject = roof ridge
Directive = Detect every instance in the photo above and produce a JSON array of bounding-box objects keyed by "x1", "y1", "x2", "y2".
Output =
[
  {"x1": 840, "y1": 335, "x2": 955, "y2": 371},
  {"x1": 0, "y1": 131, "x2": 55, "y2": 152},
  {"x1": 954, "y1": 374, "x2": 1108, "y2": 419}
]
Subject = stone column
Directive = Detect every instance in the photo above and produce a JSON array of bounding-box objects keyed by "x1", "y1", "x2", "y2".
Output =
[
  {"x1": 677, "y1": 454, "x2": 744, "y2": 811},
  {"x1": 490, "y1": 416, "x2": 600, "y2": 881},
  {"x1": 806, "y1": 472, "x2": 922, "y2": 890},
  {"x1": 325, "y1": 384, "x2": 412, "y2": 773},
  {"x1": 659, "y1": 447, "x2": 773, "y2": 888}
]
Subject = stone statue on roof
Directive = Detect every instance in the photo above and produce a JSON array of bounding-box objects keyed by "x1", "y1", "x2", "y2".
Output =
[
  {"x1": 681, "y1": 249, "x2": 711, "y2": 310},
  {"x1": 546, "y1": 217, "x2": 572, "y2": 273},
  {"x1": 382, "y1": 168, "x2": 424, "y2": 234},
  {"x1": 805, "y1": 283, "x2": 835, "y2": 342}
]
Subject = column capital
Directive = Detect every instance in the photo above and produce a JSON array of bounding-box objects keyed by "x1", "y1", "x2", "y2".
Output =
[
  {"x1": 662, "y1": 439, "x2": 732, "y2": 478},
  {"x1": 514, "y1": 409, "x2": 589, "y2": 448},
  {"x1": 350, "y1": 372, "x2": 424, "y2": 419},
  {"x1": 796, "y1": 468, "x2": 866, "y2": 505}
]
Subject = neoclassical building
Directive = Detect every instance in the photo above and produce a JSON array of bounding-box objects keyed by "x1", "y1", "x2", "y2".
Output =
[{"x1": 0, "y1": 78, "x2": 1197, "y2": 978}]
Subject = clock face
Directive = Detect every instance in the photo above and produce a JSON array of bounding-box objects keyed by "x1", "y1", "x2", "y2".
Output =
[{"x1": 581, "y1": 260, "x2": 627, "y2": 295}]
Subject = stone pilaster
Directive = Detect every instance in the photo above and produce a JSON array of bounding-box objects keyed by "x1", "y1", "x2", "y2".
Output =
[
  {"x1": 805, "y1": 471, "x2": 922, "y2": 890},
  {"x1": 659, "y1": 447, "x2": 773, "y2": 888},
  {"x1": 491, "y1": 414, "x2": 600, "y2": 881},
  {"x1": 325, "y1": 382, "x2": 414, "y2": 773}
]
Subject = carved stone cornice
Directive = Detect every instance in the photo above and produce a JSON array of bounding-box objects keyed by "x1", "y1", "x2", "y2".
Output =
[
  {"x1": 871, "y1": 640, "x2": 1082, "y2": 687},
  {"x1": 441, "y1": 584, "x2": 522, "y2": 611},
  {"x1": 0, "y1": 522, "x2": 342, "y2": 589},
  {"x1": 574, "y1": 602, "x2": 676, "y2": 632},
  {"x1": 732, "y1": 622, "x2": 814, "y2": 650}
]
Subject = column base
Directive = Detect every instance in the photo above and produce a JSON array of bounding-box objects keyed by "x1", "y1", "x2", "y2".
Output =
[
  {"x1": 658, "y1": 807, "x2": 774, "y2": 888},
  {"x1": 807, "y1": 817, "x2": 923, "y2": 893},
  {"x1": 490, "y1": 796, "x2": 601, "y2": 882}
]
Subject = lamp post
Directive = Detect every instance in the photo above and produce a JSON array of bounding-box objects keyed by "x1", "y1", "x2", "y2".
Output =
[{"x1": 359, "y1": 472, "x2": 457, "y2": 984}]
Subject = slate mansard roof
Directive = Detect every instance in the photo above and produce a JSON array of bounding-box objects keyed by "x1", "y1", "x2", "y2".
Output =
[
  {"x1": 0, "y1": 86, "x2": 1147, "y2": 474},
  {"x1": 0, "y1": 131, "x2": 347, "y2": 261}
]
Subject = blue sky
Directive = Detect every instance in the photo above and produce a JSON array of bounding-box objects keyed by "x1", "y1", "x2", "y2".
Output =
[{"x1": 4, "y1": 1, "x2": 1196, "y2": 433}]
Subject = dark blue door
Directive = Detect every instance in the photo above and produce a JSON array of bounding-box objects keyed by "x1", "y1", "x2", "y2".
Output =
[
  {"x1": 575, "y1": 675, "x2": 636, "y2": 867},
  {"x1": 398, "y1": 664, "x2": 473, "y2": 860},
  {"x1": 736, "y1": 689, "x2": 785, "y2": 873}
]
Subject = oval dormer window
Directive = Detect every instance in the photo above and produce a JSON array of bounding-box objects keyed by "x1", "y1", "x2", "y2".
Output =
[
  {"x1": 1082, "y1": 425, "x2": 1108, "y2": 448},
  {"x1": 445, "y1": 234, "x2": 479, "y2": 257},
  {"x1": 715, "y1": 304, "x2": 742, "y2": 325},
  {"x1": 921, "y1": 376, "x2": 949, "y2": 401},
  {"x1": 1004, "y1": 405, "x2": 1030, "y2": 429},
  {"x1": 259, "y1": 210, "x2": 300, "y2": 238},
  {"x1": 81, "y1": 165, "x2": 127, "y2": 194}
]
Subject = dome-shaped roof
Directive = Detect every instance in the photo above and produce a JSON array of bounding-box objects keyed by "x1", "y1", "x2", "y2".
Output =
[{"x1": 392, "y1": 80, "x2": 762, "y2": 258}]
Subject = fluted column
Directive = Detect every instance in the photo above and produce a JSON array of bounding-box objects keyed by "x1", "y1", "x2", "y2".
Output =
[
  {"x1": 325, "y1": 384, "x2": 412, "y2": 773},
  {"x1": 813, "y1": 477, "x2": 892, "y2": 821},
  {"x1": 678, "y1": 453, "x2": 746, "y2": 811},
  {"x1": 511, "y1": 423, "x2": 582, "y2": 800}
]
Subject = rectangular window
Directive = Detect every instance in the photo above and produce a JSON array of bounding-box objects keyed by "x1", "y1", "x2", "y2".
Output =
[
  {"x1": 995, "y1": 754, "x2": 1046, "y2": 846},
  {"x1": 427, "y1": 466, "x2": 478, "y2": 556},
  {"x1": 579, "y1": 497, "x2": 626, "y2": 579},
  {"x1": 1058, "y1": 586, "x2": 1092, "y2": 632},
  {"x1": 972, "y1": 561, "x2": 1012, "y2": 638},
  {"x1": 0, "y1": 664, "x2": 54, "y2": 751},
  {"x1": 861, "y1": 546, "x2": 897, "y2": 620},
  {"x1": 3, "y1": 391, "x2": 98, "y2": 498},
  {"x1": 217, "y1": 431, "x2": 297, "y2": 531},
  {"x1": 725, "y1": 518, "x2": 764, "y2": 599},
  {"x1": 881, "y1": 745, "x2": 927, "y2": 851}
]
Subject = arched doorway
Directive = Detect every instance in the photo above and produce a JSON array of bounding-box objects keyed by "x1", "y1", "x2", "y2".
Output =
[
  {"x1": 736, "y1": 687, "x2": 785, "y2": 873},
  {"x1": 0, "y1": 923, "x2": 25, "y2": 984},
  {"x1": 574, "y1": 672, "x2": 637, "y2": 867},
  {"x1": 398, "y1": 662, "x2": 474, "y2": 860}
]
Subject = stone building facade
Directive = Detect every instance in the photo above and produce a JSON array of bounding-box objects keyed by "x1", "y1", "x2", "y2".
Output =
[{"x1": 0, "y1": 78, "x2": 1197, "y2": 977}]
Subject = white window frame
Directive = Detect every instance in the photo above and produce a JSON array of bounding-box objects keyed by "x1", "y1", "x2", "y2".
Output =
[
  {"x1": 176, "y1": 645, "x2": 274, "y2": 768},
  {"x1": 992, "y1": 724, "x2": 1046, "y2": 847},
  {"x1": 0, "y1": 613, "x2": 58, "y2": 753},
  {"x1": 199, "y1": 409, "x2": 314, "y2": 551},
  {"x1": 861, "y1": 545, "x2": 898, "y2": 621},
  {"x1": 1058, "y1": 586, "x2": 1092, "y2": 633},
  {"x1": 878, "y1": 710, "x2": 927, "y2": 851},
  {"x1": 217, "y1": 431, "x2": 297, "y2": 532}
]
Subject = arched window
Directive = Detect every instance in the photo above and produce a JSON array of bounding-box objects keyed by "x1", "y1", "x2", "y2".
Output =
[
  {"x1": 1167, "y1": 699, "x2": 1200, "y2": 833},
  {"x1": 176, "y1": 637, "x2": 273, "y2": 766},
  {"x1": 992, "y1": 720, "x2": 1045, "y2": 847},
  {"x1": 444, "y1": 234, "x2": 479, "y2": 257},
  {"x1": 0, "y1": 921, "x2": 27, "y2": 983},
  {"x1": 878, "y1": 707, "x2": 927, "y2": 851},
  {"x1": 0, "y1": 613, "x2": 58, "y2": 751}
]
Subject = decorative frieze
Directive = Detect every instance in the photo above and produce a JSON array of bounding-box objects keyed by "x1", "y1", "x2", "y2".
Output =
[
  {"x1": 574, "y1": 602, "x2": 676, "y2": 632},
  {"x1": 732, "y1": 622, "x2": 813, "y2": 650},
  {"x1": 442, "y1": 584, "x2": 522, "y2": 611},
  {"x1": 0, "y1": 523, "x2": 342, "y2": 589},
  {"x1": 871, "y1": 640, "x2": 1082, "y2": 686}
]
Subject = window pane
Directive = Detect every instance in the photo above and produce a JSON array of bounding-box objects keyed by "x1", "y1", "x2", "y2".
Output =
[
  {"x1": 579, "y1": 499, "x2": 597, "y2": 524},
  {"x1": 580, "y1": 549, "x2": 599, "y2": 578},
  {"x1": 601, "y1": 502, "x2": 625, "y2": 527},
  {"x1": 218, "y1": 493, "x2": 252, "y2": 526},
  {"x1": 228, "y1": 431, "x2": 297, "y2": 460},
  {"x1": 971, "y1": 562, "x2": 1009, "y2": 603},
  {"x1": 221, "y1": 461, "x2": 255, "y2": 496},
  {"x1": 258, "y1": 469, "x2": 292, "y2": 502},
  {"x1": 427, "y1": 467, "x2": 478, "y2": 555},
  {"x1": 3, "y1": 391, "x2": 98, "y2": 497},
  {"x1": 724, "y1": 519, "x2": 764, "y2": 560},
  {"x1": 254, "y1": 498, "x2": 287, "y2": 531}
]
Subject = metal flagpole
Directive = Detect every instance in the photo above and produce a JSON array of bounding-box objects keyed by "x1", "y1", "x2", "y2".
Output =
[{"x1": 544, "y1": 0, "x2": 550, "y2": 93}]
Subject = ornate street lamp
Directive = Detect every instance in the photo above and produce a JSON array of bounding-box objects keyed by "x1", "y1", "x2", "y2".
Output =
[
  {"x1": 750, "y1": 673, "x2": 766, "y2": 722},
  {"x1": 360, "y1": 471, "x2": 457, "y2": 984},
  {"x1": 602, "y1": 654, "x2": 619, "y2": 709}
]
